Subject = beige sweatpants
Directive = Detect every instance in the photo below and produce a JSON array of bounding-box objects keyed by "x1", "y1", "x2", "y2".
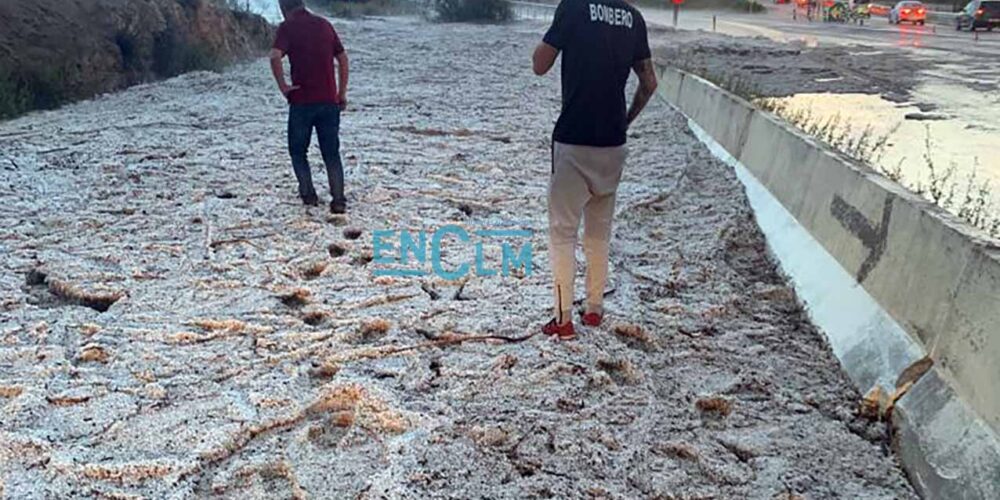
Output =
[{"x1": 548, "y1": 141, "x2": 627, "y2": 323}]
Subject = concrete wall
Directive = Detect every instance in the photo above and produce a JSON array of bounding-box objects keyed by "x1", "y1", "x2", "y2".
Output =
[{"x1": 658, "y1": 67, "x2": 1000, "y2": 499}]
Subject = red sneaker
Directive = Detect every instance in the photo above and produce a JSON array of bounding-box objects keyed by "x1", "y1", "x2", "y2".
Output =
[
  {"x1": 582, "y1": 312, "x2": 603, "y2": 327},
  {"x1": 542, "y1": 319, "x2": 576, "y2": 340}
]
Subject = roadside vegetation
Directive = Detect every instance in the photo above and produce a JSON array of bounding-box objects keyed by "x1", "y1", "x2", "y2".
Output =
[
  {"x1": 0, "y1": 66, "x2": 72, "y2": 120},
  {"x1": 0, "y1": 69, "x2": 35, "y2": 120},
  {"x1": 433, "y1": 0, "x2": 512, "y2": 22},
  {"x1": 680, "y1": 66, "x2": 1000, "y2": 239},
  {"x1": 0, "y1": 34, "x2": 220, "y2": 121},
  {"x1": 0, "y1": 0, "x2": 269, "y2": 122}
]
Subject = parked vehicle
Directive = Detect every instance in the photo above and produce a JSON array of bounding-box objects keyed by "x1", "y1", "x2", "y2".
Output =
[
  {"x1": 956, "y1": 0, "x2": 1000, "y2": 31},
  {"x1": 826, "y1": 1, "x2": 850, "y2": 21},
  {"x1": 889, "y1": 1, "x2": 927, "y2": 24},
  {"x1": 869, "y1": 3, "x2": 891, "y2": 16}
]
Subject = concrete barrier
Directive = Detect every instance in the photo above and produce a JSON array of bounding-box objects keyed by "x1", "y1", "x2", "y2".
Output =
[{"x1": 657, "y1": 66, "x2": 1000, "y2": 499}]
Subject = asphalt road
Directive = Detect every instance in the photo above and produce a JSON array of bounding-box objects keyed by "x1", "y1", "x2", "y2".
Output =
[
  {"x1": 649, "y1": 4, "x2": 1000, "y2": 59},
  {"x1": 644, "y1": 4, "x2": 1000, "y2": 196}
]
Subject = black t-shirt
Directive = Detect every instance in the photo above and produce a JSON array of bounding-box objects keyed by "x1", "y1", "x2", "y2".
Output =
[{"x1": 544, "y1": 0, "x2": 652, "y2": 147}]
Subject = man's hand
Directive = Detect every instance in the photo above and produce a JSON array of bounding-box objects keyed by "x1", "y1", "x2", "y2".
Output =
[
  {"x1": 336, "y1": 52, "x2": 350, "y2": 111},
  {"x1": 627, "y1": 59, "x2": 659, "y2": 127},
  {"x1": 280, "y1": 83, "x2": 301, "y2": 98},
  {"x1": 269, "y1": 49, "x2": 299, "y2": 100}
]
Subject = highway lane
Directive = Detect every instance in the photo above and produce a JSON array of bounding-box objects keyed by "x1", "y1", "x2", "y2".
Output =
[
  {"x1": 640, "y1": 3, "x2": 1000, "y2": 232},
  {"x1": 645, "y1": 5, "x2": 1000, "y2": 58}
]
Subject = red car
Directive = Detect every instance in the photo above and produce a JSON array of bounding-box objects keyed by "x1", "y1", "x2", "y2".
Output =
[{"x1": 889, "y1": 1, "x2": 927, "y2": 24}]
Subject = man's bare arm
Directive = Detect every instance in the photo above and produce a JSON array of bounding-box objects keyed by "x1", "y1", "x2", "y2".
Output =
[
  {"x1": 269, "y1": 49, "x2": 299, "y2": 97},
  {"x1": 532, "y1": 42, "x2": 559, "y2": 76},
  {"x1": 627, "y1": 59, "x2": 658, "y2": 126},
  {"x1": 336, "y1": 51, "x2": 349, "y2": 107}
]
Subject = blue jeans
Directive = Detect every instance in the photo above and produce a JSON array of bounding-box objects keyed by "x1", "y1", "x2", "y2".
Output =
[{"x1": 288, "y1": 103, "x2": 345, "y2": 204}]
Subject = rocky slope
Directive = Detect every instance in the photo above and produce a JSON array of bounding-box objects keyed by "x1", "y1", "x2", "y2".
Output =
[{"x1": 0, "y1": 0, "x2": 272, "y2": 118}]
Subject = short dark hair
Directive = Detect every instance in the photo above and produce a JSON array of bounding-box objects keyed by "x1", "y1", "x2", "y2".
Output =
[{"x1": 279, "y1": 0, "x2": 304, "y2": 11}]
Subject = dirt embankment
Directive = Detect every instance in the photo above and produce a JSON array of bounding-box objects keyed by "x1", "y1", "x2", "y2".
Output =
[{"x1": 0, "y1": 0, "x2": 273, "y2": 118}]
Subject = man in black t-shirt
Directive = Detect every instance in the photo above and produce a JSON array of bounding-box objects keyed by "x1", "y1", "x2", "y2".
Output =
[{"x1": 533, "y1": 0, "x2": 658, "y2": 340}]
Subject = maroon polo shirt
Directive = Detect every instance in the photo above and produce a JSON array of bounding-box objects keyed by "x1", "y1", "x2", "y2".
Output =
[{"x1": 273, "y1": 8, "x2": 345, "y2": 105}]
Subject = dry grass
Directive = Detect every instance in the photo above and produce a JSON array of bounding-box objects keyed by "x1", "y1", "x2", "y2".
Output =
[
  {"x1": 308, "y1": 382, "x2": 409, "y2": 435},
  {"x1": 48, "y1": 279, "x2": 124, "y2": 312},
  {"x1": 309, "y1": 361, "x2": 341, "y2": 379},
  {"x1": 78, "y1": 344, "x2": 110, "y2": 364},
  {"x1": 358, "y1": 318, "x2": 391, "y2": 341},
  {"x1": 468, "y1": 425, "x2": 510, "y2": 447},
  {"x1": 79, "y1": 323, "x2": 102, "y2": 336},
  {"x1": 756, "y1": 99, "x2": 1000, "y2": 239},
  {"x1": 344, "y1": 294, "x2": 418, "y2": 312},
  {"x1": 680, "y1": 66, "x2": 1000, "y2": 240},
  {"x1": 175, "y1": 319, "x2": 271, "y2": 344},
  {"x1": 189, "y1": 319, "x2": 246, "y2": 333},
  {"x1": 695, "y1": 396, "x2": 733, "y2": 418},
  {"x1": 276, "y1": 287, "x2": 312, "y2": 308},
  {"x1": 612, "y1": 323, "x2": 658, "y2": 351},
  {"x1": 79, "y1": 461, "x2": 178, "y2": 484},
  {"x1": 301, "y1": 310, "x2": 329, "y2": 327},
  {"x1": 655, "y1": 441, "x2": 700, "y2": 461},
  {"x1": 0, "y1": 386, "x2": 24, "y2": 398},
  {"x1": 299, "y1": 261, "x2": 328, "y2": 280},
  {"x1": 165, "y1": 331, "x2": 212, "y2": 344},
  {"x1": 596, "y1": 357, "x2": 642, "y2": 385},
  {"x1": 233, "y1": 460, "x2": 308, "y2": 500},
  {"x1": 859, "y1": 386, "x2": 885, "y2": 421}
]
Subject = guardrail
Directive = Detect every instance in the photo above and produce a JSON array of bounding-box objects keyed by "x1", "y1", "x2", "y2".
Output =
[
  {"x1": 657, "y1": 66, "x2": 1000, "y2": 500},
  {"x1": 508, "y1": 0, "x2": 556, "y2": 20}
]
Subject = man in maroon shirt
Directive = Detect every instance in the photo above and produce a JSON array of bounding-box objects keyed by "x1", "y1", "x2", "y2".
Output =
[{"x1": 269, "y1": 0, "x2": 350, "y2": 213}]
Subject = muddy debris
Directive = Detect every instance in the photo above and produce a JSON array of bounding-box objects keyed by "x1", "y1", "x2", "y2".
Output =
[
  {"x1": 420, "y1": 282, "x2": 441, "y2": 300},
  {"x1": 25, "y1": 268, "x2": 47, "y2": 286},
  {"x1": 343, "y1": 228, "x2": 363, "y2": 240},
  {"x1": 300, "y1": 261, "x2": 328, "y2": 280},
  {"x1": 301, "y1": 309, "x2": 328, "y2": 326},
  {"x1": 327, "y1": 243, "x2": 348, "y2": 258},
  {"x1": 0, "y1": 17, "x2": 917, "y2": 499},
  {"x1": 352, "y1": 250, "x2": 374, "y2": 267},
  {"x1": 277, "y1": 287, "x2": 312, "y2": 308}
]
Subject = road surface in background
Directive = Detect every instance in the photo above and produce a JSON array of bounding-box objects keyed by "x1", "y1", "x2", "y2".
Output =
[{"x1": 647, "y1": 4, "x2": 1000, "y2": 221}]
